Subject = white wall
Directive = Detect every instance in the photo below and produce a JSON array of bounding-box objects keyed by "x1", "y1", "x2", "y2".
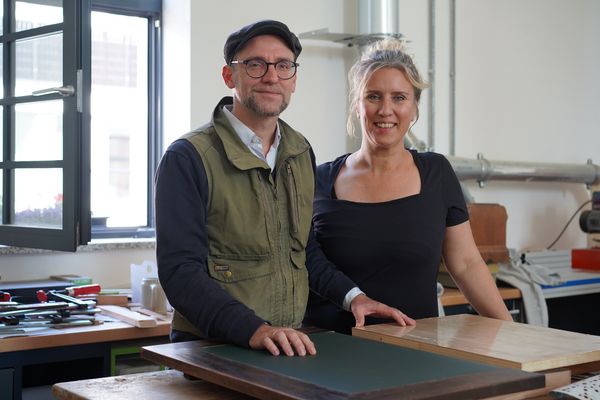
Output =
[
  {"x1": 170, "y1": 0, "x2": 599, "y2": 253},
  {"x1": 451, "y1": 0, "x2": 600, "y2": 250},
  {"x1": 0, "y1": 246, "x2": 155, "y2": 289},
  {"x1": 1, "y1": 0, "x2": 598, "y2": 287}
]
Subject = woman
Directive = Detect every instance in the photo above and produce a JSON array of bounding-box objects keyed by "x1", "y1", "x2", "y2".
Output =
[{"x1": 304, "y1": 39, "x2": 512, "y2": 334}]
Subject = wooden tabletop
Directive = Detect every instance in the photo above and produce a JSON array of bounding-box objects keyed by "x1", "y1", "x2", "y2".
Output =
[
  {"x1": 440, "y1": 287, "x2": 521, "y2": 306},
  {"x1": 353, "y1": 314, "x2": 600, "y2": 372},
  {"x1": 52, "y1": 369, "x2": 252, "y2": 400},
  {"x1": 0, "y1": 317, "x2": 170, "y2": 353}
]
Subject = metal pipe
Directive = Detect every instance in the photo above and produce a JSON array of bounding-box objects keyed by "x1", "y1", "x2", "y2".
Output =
[
  {"x1": 448, "y1": 154, "x2": 600, "y2": 187},
  {"x1": 428, "y1": 0, "x2": 436, "y2": 150},
  {"x1": 448, "y1": 0, "x2": 456, "y2": 155}
]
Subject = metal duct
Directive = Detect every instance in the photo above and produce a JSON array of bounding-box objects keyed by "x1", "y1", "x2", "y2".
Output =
[
  {"x1": 448, "y1": 154, "x2": 600, "y2": 187},
  {"x1": 358, "y1": 0, "x2": 399, "y2": 35}
]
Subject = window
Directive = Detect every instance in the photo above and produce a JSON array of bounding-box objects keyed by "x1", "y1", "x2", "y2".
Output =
[
  {"x1": 89, "y1": 2, "x2": 161, "y2": 239},
  {"x1": 0, "y1": 0, "x2": 161, "y2": 251}
]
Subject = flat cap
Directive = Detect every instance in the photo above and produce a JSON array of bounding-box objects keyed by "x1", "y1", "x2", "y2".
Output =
[{"x1": 224, "y1": 20, "x2": 302, "y2": 64}]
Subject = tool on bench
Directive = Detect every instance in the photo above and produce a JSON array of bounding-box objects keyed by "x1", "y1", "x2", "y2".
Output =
[
  {"x1": 36, "y1": 283, "x2": 101, "y2": 301},
  {"x1": 0, "y1": 291, "x2": 11, "y2": 302},
  {"x1": 0, "y1": 284, "x2": 102, "y2": 333}
]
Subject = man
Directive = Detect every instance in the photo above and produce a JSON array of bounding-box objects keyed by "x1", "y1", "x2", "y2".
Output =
[{"x1": 154, "y1": 20, "x2": 414, "y2": 357}]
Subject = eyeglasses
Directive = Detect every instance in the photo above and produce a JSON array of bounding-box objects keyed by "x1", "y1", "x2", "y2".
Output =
[{"x1": 230, "y1": 58, "x2": 299, "y2": 80}]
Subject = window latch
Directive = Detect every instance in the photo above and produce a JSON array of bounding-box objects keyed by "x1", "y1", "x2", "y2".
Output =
[{"x1": 32, "y1": 85, "x2": 75, "y2": 97}]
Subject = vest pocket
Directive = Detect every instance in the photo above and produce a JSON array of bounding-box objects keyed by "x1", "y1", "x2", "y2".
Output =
[
  {"x1": 207, "y1": 254, "x2": 274, "y2": 322},
  {"x1": 207, "y1": 254, "x2": 272, "y2": 282}
]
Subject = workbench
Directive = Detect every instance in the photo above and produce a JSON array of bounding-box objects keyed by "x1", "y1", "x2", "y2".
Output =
[
  {"x1": 52, "y1": 369, "x2": 252, "y2": 400},
  {"x1": 0, "y1": 316, "x2": 170, "y2": 400},
  {"x1": 51, "y1": 369, "x2": 554, "y2": 400},
  {"x1": 442, "y1": 286, "x2": 524, "y2": 321}
]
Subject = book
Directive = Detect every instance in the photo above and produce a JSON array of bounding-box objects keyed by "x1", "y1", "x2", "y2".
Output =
[{"x1": 50, "y1": 274, "x2": 93, "y2": 286}]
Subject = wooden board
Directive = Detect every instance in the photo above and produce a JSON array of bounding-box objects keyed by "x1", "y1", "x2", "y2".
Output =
[
  {"x1": 483, "y1": 369, "x2": 571, "y2": 400},
  {"x1": 98, "y1": 305, "x2": 157, "y2": 328},
  {"x1": 353, "y1": 314, "x2": 600, "y2": 372},
  {"x1": 52, "y1": 369, "x2": 252, "y2": 400},
  {"x1": 141, "y1": 331, "x2": 544, "y2": 400}
]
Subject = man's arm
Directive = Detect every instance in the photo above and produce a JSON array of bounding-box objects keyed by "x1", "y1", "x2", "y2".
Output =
[{"x1": 155, "y1": 140, "x2": 265, "y2": 347}]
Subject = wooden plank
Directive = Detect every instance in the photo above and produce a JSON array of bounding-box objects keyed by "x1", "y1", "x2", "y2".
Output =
[
  {"x1": 353, "y1": 314, "x2": 600, "y2": 372},
  {"x1": 141, "y1": 331, "x2": 544, "y2": 400},
  {"x1": 441, "y1": 287, "x2": 521, "y2": 306},
  {"x1": 94, "y1": 294, "x2": 129, "y2": 306},
  {"x1": 52, "y1": 369, "x2": 252, "y2": 400},
  {"x1": 97, "y1": 305, "x2": 157, "y2": 328},
  {"x1": 482, "y1": 369, "x2": 571, "y2": 400}
]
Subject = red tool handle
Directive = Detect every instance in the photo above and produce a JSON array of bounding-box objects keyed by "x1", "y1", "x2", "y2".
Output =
[
  {"x1": 36, "y1": 290, "x2": 48, "y2": 302},
  {"x1": 66, "y1": 284, "x2": 101, "y2": 296},
  {"x1": 0, "y1": 291, "x2": 10, "y2": 301}
]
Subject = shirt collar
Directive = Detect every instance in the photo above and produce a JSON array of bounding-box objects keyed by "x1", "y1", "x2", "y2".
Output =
[{"x1": 222, "y1": 105, "x2": 281, "y2": 155}]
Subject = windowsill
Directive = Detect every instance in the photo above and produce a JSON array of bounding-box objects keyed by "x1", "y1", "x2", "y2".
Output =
[{"x1": 0, "y1": 237, "x2": 156, "y2": 256}]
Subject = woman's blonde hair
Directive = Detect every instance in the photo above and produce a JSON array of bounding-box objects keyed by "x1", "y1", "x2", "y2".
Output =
[{"x1": 347, "y1": 39, "x2": 429, "y2": 137}]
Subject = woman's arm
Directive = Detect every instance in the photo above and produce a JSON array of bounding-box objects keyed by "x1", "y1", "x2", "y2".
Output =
[{"x1": 442, "y1": 221, "x2": 513, "y2": 321}]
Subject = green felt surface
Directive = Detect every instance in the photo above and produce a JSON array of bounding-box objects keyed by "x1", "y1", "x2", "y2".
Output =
[{"x1": 203, "y1": 331, "x2": 503, "y2": 393}]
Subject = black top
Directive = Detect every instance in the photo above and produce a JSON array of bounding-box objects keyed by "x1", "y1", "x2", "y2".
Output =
[{"x1": 304, "y1": 150, "x2": 468, "y2": 334}]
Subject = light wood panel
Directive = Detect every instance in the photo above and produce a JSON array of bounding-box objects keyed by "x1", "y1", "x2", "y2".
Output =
[
  {"x1": 353, "y1": 314, "x2": 600, "y2": 372},
  {"x1": 441, "y1": 287, "x2": 521, "y2": 306},
  {"x1": 52, "y1": 369, "x2": 252, "y2": 400},
  {"x1": 98, "y1": 305, "x2": 157, "y2": 328}
]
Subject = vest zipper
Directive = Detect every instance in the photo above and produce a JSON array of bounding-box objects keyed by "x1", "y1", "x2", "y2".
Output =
[
  {"x1": 286, "y1": 163, "x2": 299, "y2": 233},
  {"x1": 257, "y1": 170, "x2": 276, "y2": 247}
]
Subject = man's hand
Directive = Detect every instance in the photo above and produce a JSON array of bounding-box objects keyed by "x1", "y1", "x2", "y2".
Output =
[
  {"x1": 350, "y1": 294, "x2": 416, "y2": 327},
  {"x1": 249, "y1": 324, "x2": 317, "y2": 356}
]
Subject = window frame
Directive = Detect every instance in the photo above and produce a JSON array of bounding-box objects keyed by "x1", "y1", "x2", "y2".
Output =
[{"x1": 0, "y1": 0, "x2": 162, "y2": 250}]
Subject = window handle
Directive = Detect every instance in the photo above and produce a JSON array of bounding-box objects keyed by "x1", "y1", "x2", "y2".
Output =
[{"x1": 32, "y1": 85, "x2": 75, "y2": 97}]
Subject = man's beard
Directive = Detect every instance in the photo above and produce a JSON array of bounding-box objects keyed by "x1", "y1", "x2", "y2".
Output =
[{"x1": 244, "y1": 94, "x2": 289, "y2": 117}]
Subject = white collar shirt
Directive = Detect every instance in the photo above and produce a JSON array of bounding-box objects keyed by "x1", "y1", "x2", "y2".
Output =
[{"x1": 223, "y1": 105, "x2": 281, "y2": 171}]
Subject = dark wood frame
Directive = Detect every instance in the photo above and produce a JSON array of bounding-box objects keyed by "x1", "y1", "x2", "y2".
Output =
[{"x1": 141, "y1": 338, "x2": 545, "y2": 400}]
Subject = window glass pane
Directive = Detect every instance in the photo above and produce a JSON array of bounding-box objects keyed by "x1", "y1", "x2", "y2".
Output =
[
  {"x1": 15, "y1": 32, "x2": 62, "y2": 97},
  {"x1": 14, "y1": 168, "x2": 62, "y2": 228},
  {"x1": 0, "y1": 172, "x2": 2, "y2": 224},
  {"x1": 15, "y1": 100, "x2": 62, "y2": 161},
  {"x1": 91, "y1": 11, "x2": 148, "y2": 228},
  {"x1": 14, "y1": 0, "x2": 63, "y2": 32},
  {"x1": 0, "y1": 44, "x2": 3, "y2": 98},
  {"x1": 0, "y1": 105, "x2": 3, "y2": 161}
]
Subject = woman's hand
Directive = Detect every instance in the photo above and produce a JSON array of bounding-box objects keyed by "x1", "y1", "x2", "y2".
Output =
[{"x1": 350, "y1": 294, "x2": 416, "y2": 327}]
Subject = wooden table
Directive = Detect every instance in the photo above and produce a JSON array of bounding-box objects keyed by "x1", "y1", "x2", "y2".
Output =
[
  {"x1": 0, "y1": 318, "x2": 170, "y2": 353},
  {"x1": 353, "y1": 314, "x2": 600, "y2": 373},
  {"x1": 0, "y1": 315, "x2": 170, "y2": 400},
  {"x1": 440, "y1": 287, "x2": 521, "y2": 307},
  {"x1": 52, "y1": 369, "x2": 252, "y2": 400}
]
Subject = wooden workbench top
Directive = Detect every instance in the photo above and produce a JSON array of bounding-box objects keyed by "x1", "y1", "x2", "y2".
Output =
[
  {"x1": 53, "y1": 369, "x2": 252, "y2": 400},
  {"x1": 0, "y1": 317, "x2": 170, "y2": 353},
  {"x1": 353, "y1": 314, "x2": 600, "y2": 372},
  {"x1": 441, "y1": 287, "x2": 521, "y2": 306}
]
